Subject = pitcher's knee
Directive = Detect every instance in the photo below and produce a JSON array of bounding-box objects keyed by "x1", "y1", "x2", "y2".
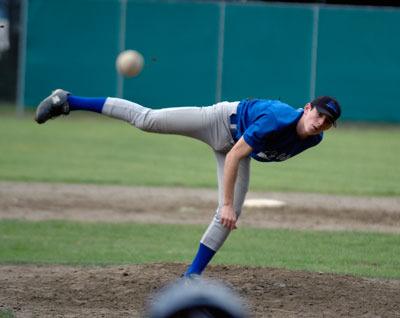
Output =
[
  {"x1": 132, "y1": 115, "x2": 148, "y2": 131},
  {"x1": 132, "y1": 110, "x2": 165, "y2": 133},
  {"x1": 215, "y1": 206, "x2": 242, "y2": 220},
  {"x1": 201, "y1": 218, "x2": 231, "y2": 251}
]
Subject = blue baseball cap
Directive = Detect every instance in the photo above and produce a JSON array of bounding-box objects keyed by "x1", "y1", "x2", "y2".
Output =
[{"x1": 311, "y1": 96, "x2": 341, "y2": 127}]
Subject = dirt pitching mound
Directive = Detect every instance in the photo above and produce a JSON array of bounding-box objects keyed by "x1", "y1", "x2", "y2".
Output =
[{"x1": 1, "y1": 263, "x2": 399, "y2": 318}]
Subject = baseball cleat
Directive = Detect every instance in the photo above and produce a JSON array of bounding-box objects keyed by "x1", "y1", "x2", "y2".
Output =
[
  {"x1": 35, "y1": 89, "x2": 70, "y2": 124},
  {"x1": 180, "y1": 273, "x2": 202, "y2": 286},
  {"x1": 182, "y1": 273, "x2": 201, "y2": 279}
]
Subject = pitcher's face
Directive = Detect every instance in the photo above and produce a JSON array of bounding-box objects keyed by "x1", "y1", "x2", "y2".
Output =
[{"x1": 302, "y1": 103, "x2": 333, "y2": 135}]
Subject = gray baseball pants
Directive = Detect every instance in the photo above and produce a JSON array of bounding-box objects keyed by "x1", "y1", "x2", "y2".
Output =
[{"x1": 102, "y1": 98, "x2": 250, "y2": 252}]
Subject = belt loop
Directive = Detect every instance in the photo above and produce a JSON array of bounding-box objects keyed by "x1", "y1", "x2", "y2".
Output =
[
  {"x1": 229, "y1": 114, "x2": 238, "y2": 142},
  {"x1": 230, "y1": 113, "x2": 237, "y2": 127},
  {"x1": 229, "y1": 101, "x2": 239, "y2": 142}
]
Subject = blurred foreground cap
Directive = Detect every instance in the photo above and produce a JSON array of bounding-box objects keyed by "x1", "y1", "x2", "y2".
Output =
[{"x1": 147, "y1": 278, "x2": 249, "y2": 318}]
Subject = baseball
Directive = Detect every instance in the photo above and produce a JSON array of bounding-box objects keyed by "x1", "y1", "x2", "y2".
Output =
[{"x1": 116, "y1": 50, "x2": 144, "y2": 77}]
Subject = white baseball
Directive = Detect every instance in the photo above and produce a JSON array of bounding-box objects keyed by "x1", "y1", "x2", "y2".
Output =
[{"x1": 116, "y1": 50, "x2": 144, "y2": 77}]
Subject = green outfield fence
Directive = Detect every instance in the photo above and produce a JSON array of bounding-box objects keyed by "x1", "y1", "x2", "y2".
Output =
[{"x1": 18, "y1": 0, "x2": 400, "y2": 122}]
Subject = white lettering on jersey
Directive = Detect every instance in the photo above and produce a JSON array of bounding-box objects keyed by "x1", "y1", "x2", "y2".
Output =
[{"x1": 256, "y1": 150, "x2": 291, "y2": 161}]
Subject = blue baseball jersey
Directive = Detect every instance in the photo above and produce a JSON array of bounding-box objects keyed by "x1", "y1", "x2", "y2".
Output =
[{"x1": 235, "y1": 99, "x2": 323, "y2": 162}]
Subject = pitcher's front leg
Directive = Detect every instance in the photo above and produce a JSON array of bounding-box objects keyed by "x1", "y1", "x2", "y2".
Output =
[{"x1": 184, "y1": 153, "x2": 250, "y2": 276}]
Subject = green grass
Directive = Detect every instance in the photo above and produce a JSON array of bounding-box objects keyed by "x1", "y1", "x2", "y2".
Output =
[
  {"x1": 0, "y1": 109, "x2": 399, "y2": 196},
  {"x1": 1, "y1": 220, "x2": 399, "y2": 279},
  {"x1": 0, "y1": 308, "x2": 15, "y2": 318}
]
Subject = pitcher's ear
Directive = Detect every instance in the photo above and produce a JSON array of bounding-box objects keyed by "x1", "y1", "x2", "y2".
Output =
[{"x1": 304, "y1": 103, "x2": 312, "y2": 112}]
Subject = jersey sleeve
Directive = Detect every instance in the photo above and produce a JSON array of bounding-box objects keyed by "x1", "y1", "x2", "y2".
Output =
[{"x1": 242, "y1": 114, "x2": 278, "y2": 152}]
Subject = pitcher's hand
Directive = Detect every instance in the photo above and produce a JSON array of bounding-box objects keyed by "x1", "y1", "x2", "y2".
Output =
[{"x1": 220, "y1": 205, "x2": 237, "y2": 230}]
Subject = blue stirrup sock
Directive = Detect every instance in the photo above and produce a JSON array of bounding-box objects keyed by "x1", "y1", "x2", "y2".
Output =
[
  {"x1": 68, "y1": 96, "x2": 106, "y2": 113},
  {"x1": 185, "y1": 243, "x2": 216, "y2": 276}
]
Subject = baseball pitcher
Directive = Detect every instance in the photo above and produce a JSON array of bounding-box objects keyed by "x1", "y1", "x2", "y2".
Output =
[{"x1": 35, "y1": 90, "x2": 341, "y2": 277}]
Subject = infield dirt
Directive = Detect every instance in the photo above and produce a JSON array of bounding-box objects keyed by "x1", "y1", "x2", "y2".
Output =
[
  {"x1": 1, "y1": 182, "x2": 400, "y2": 317},
  {"x1": 1, "y1": 182, "x2": 399, "y2": 232}
]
